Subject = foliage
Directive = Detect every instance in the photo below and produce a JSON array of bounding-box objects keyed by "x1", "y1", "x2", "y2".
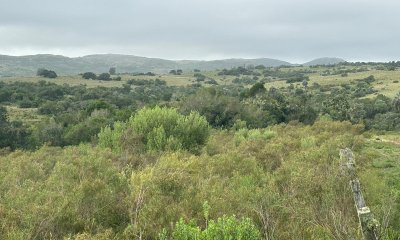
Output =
[
  {"x1": 99, "y1": 106, "x2": 209, "y2": 153},
  {"x1": 37, "y1": 68, "x2": 57, "y2": 78},
  {"x1": 97, "y1": 73, "x2": 111, "y2": 81},
  {"x1": 285, "y1": 74, "x2": 309, "y2": 83},
  {"x1": 82, "y1": 72, "x2": 97, "y2": 80},
  {"x1": 218, "y1": 66, "x2": 253, "y2": 76},
  {"x1": 0, "y1": 146, "x2": 129, "y2": 239},
  {"x1": 167, "y1": 216, "x2": 261, "y2": 240},
  {"x1": 194, "y1": 73, "x2": 206, "y2": 81},
  {"x1": 3, "y1": 63, "x2": 400, "y2": 239},
  {"x1": 248, "y1": 82, "x2": 266, "y2": 97},
  {"x1": 0, "y1": 106, "x2": 30, "y2": 149},
  {"x1": 170, "y1": 69, "x2": 183, "y2": 75},
  {"x1": 109, "y1": 67, "x2": 116, "y2": 75},
  {"x1": 180, "y1": 88, "x2": 267, "y2": 128},
  {"x1": 322, "y1": 93, "x2": 351, "y2": 121},
  {"x1": 126, "y1": 78, "x2": 166, "y2": 86},
  {"x1": 1, "y1": 119, "x2": 400, "y2": 239}
]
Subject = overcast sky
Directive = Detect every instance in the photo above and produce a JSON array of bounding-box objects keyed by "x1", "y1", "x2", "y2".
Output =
[{"x1": 0, "y1": 0, "x2": 399, "y2": 62}]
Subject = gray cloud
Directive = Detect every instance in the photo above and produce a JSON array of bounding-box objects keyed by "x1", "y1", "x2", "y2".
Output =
[{"x1": 0, "y1": 0, "x2": 399, "y2": 62}]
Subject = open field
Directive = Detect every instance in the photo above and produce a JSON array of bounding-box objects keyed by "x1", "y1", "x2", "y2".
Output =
[
  {"x1": 0, "y1": 74, "x2": 197, "y2": 87},
  {"x1": 5, "y1": 105, "x2": 45, "y2": 124},
  {"x1": 0, "y1": 75, "x2": 126, "y2": 88},
  {"x1": 2, "y1": 66, "x2": 399, "y2": 98},
  {"x1": 263, "y1": 69, "x2": 400, "y2": 98},
  {"x1": 309, "y1": 70, "x2": 400, "y2": 98}
]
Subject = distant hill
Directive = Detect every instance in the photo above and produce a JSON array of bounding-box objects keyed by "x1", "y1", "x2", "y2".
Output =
[
  {"x1": 0, "y1": 54, "x2": 292, "y2": 76},
  {"x1": 303, "y1": 57, "x2": 345, "y2": 66}
]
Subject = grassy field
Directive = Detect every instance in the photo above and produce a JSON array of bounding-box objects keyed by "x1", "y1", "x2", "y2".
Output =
[
  {"x1": 309, "y1": 70, "x2": 400, "y2": 98},
  {"x1": 1, "y1": 67, "x2": 399, "y2": 96},
  {"x1": 5, "y1": 105, "x2": 45, "y2": 124},
  {"x1": 0, "y1": 74, "x2": 197, "y2": 87},
  {"x1": 263, "y1": 69, "x2": 400, "y2": 98},
  {"x1": 0, "y1": 76, "x2": 125, "y2": 88}
]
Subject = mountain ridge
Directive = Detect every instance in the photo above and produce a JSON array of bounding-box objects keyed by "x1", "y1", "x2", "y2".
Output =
[
  {"x1": 303, "y1": 57, "x2": 345, "y2": 66},
  {"x1": 0, "y1": 54, "x2": 344, "y2": 76}
]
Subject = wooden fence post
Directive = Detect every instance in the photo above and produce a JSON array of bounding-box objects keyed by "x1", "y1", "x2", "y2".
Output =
[{"x1": 340, "y1": 148, "x2": 379, "y2": 240}]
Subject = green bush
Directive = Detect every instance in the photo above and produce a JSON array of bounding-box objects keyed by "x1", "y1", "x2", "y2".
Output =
[
  {"x1": 37, "y1": 68, "x2": 57, "y2": 78},
  {"x1": 97, "y1": 73, "x2": 111, "y2": 81},
  {"x1": 98, "y1": 106, "x2": 209, "y2": 153},
  {"x1": 166, "y1": 216, "x2": 261, "y2": 240},
  {"x1": 82, "y1": 72, "x2": 97, "y2": 80}
]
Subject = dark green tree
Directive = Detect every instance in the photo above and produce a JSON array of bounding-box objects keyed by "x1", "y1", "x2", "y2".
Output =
[
  {"x1": 97, "y1": 73, "x2": 111, "y2": 81},
  {"x1": 82, "y1": 72, "x2": 97, "y2": 80},
  {"x1": 37, "y1": 68, "x2": 57, "y2": 78},
  {"x1": 394, "y1": 94, "x2": 400, "y2": 113},
  {"x1": 109, "y1": 67, "x2": 116, "y2": 75},
  {"x1": 248, "y1": 82, "x2": 266, "y2": 96}
]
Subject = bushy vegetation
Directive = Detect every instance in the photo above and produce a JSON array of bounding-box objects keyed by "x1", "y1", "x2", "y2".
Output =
[
  {"x1": 82, "y1": 72, "x2": 97, "y2": 80},
  {"x1": 218, "y1": 66, "x2": 254, "y2": 76},
  {"x1": 126, "y1": 78, "x2": 166, "y2": 86},
  {"x1": 1, "y1": 62, "x2": 400, "y2": 239},
  {"x1": 1, "y1": 119, "x2": 399, "y2": 239},
  {"x1": 0, "y1": 106, "x2": 29, "y2": 149},
  {"x1": 97, "y1": 72, "x2": 111, "y2": 81},
  {"x1": 99, "y1": 106, "x2": 209, "y2": 153},
  {"x1": 0, "y1": 80, "x2": 181, "y2": 149},
  {"x1": 37, "y1": 68, "x2": 57, "y2": 78},
  {"x1": 163, "y1": 215, "x2": 261, "y2": 240}
]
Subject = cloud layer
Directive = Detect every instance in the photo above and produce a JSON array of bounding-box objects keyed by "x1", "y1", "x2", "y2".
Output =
[{"x1": 1, "y1": 0, "x2": 399, "y2": 62}]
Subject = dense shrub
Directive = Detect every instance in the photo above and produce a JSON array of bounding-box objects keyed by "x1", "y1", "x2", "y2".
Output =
[
  {"x1": 194, "y1": 73, "x2": 206, "y2": 81},
  {"x1": 285, "y1": 75, "x2": 309, "y2": 83},
  {"x1": 248, "y1": 82, "x2": 266, "y2": 96},
  {"x1": 368, "y1": 112, "x2": 400, "y2": 130},
  {"x1": 99, "y1": 106, "x2": 209, "y2": 153},
  {"x1": 82, "y1": 72, "x2": 97, "y2": 80},
  {"x1": 162, "y1": 216, "x2": 261, "y2": 240},
  {"x1": 97, "y1": 73, "x2": 111, "y2": 81},
  {"x1": 0, "y1": 146, "x2": 129, "y2": 239},
  {"x1": 37, "y1": 68, "x2": 57, "y2": 78}
]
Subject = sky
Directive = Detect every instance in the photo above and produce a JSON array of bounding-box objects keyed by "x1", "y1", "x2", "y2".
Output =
[{"x1": 0, "y1": 0, "x2": 400, "y2": 63}]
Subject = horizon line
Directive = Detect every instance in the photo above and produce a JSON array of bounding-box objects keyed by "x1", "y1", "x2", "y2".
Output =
[{"x1": 1, "y1": 52, "x2": 398, "y2": 64}]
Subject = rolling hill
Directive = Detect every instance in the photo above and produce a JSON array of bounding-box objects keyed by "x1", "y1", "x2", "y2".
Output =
[
  {"x1": 0, "y1": 54, "x2": 292, "y2": 76},
  {"x1": 303, "y1": 57, "x2": 345, "y2": 66},
  {"x1": 0, "y1": 54, "x2": 345, "y2": 76}
]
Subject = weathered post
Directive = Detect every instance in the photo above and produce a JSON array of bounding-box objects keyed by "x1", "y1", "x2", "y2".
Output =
[{"x1": 340, "y1": 148, "x2": 379, "y2": 240}]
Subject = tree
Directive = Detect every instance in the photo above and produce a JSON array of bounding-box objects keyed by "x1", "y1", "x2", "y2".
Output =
[
  {"x1": 82, "y1": 72, "x2": 97, "y2": 80},
  {"x1": 37, "y1": 68, "x2": 57, "y2": 78},
  {"x1": 109, "y1": 67, "x2": 116, "y2": 75},
  {"x1": 322, "y1": 94, "x2": 351, "y2": 121},
  {"x1": 394, "y1": 94, "x2": 400, "y2": 113},
  {"x1": 34, "y1": 118, "x2": 64, "y2": 146},
  {"x1": 0, "y1": 106, "x2": 7, "y2": 122},
  {"x1": 248, "y1": 82, "x2": 266, "y2": 96},
  {"x1": 194, "y1": 73, "x2": 206, "y2": 82},
  {"x1": 255, "y1": 64, "x2": 266, "y2": 70},
  {"x1": 0, "y1": 107, "x2": 29, "y2": 149},
  {"x1": 37, "y1": 68, "x2": 48, "y2": 76},
  {"x1": 97, "y1": 73, "x2": 111, "y2": 81},
  {"x1": 302, "y1": 79, "x2": 308, "y2": 90}
]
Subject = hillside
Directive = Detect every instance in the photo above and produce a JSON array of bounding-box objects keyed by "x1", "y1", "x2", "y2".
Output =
[
  {"x1": 0, "y1": 54, "x2": 292, "y2": 76},
  {"x1": 1, "y1": 61, "x2": 400, "y2": 239},
  {"x1": 303, "y1": 57, "x2": 345, "y2": 66}
]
